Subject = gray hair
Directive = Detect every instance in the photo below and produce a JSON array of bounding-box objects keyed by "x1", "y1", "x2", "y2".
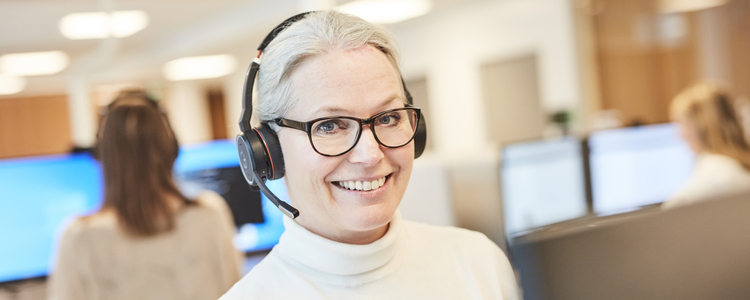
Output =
[{"x1": 256, "y1": 10, "x2": 403, "y2": 123}]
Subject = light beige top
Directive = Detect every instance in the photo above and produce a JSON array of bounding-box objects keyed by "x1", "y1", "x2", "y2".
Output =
[
  {"x1": 663, "y1": 153, "x2": 750, "y2": 209},
  {"x1": 48, "y1": 190, "x2": 242, "y2": 300}
]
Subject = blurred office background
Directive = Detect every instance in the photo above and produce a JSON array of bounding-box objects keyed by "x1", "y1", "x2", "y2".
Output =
[{"x1": 1, "y1": 0, "x2": 749, "y2": 298}]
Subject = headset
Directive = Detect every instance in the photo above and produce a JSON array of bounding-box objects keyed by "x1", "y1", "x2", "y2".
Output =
[{"x1": 236, "y1": 11, "x2": 428, "y2": 219}]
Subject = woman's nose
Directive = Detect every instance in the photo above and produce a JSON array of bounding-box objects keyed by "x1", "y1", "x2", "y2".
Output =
[{"x1": 347, "y1": 126, "x2": 384, "y2": 166}]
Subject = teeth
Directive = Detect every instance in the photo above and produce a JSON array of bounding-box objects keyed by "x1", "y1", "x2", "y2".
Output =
[{"x1": 337, "y1": 176, "x2": 387, "y2": 191}]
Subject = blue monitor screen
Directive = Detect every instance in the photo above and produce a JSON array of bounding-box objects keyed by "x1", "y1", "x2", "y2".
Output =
[
  {"x1": 0, "y1": 153, "x2": 102, "y2": 283},
  {"x1": 501, "y1": 137, "x2": 589, "y2": 237},
  {"x1": 0, "y1": 139, "x2": 286, "y2": 283},
  {"x1": 174, "y1": 140, "x2": 285, "y2": 253},
  {"x1": 589, "y1": 123, "x2": 695, "y2": 214}
]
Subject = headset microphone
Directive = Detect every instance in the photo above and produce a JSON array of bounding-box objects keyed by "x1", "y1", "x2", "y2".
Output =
[
  {"x1": 237, "y1": 132, "x2": 298, "y2": 219},
  {"x1": 236, "y1": 11, "x2": 427, "y2": 219}
]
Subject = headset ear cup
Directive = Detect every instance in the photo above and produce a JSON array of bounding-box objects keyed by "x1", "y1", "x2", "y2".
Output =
[
  {"x1": 256, "y1": 123, "x2": 286, "y2": 180},
  {"x1": 236, "y1": 133, "x2": 259, "y2": 187},
  {"x1": 414, "y1": 115, "x2": 427, "y2": 159}
]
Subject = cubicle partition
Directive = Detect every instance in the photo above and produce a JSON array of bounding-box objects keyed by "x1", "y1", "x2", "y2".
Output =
[{"x1": 509, "y1": 193, "x2": 750, "y2": 300}]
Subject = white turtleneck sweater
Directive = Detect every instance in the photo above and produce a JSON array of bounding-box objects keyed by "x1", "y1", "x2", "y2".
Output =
[{"x1": 220, "y1": 211, "x2": 520, "y2": 300}]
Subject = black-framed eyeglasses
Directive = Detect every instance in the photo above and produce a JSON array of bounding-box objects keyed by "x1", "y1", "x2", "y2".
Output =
[{"x1": 273, "y1": 107, "x2": 421, "y2": 157}]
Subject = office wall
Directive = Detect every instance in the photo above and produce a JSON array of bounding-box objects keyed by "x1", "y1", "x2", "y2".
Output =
[
  {"x1": 0, "y1": 95, "x2": 72, "y2": 159},
  {"x1": 394, "y1": 0, "x2": 582, "y2": 158},
  {"x1": 391, "y1": 0, "x2": 582, "y2": 245}
]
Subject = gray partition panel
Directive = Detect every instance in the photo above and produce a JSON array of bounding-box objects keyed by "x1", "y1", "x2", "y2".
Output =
[{"x1": 510, "y1": 193, "x2": 750, "y2": 300}]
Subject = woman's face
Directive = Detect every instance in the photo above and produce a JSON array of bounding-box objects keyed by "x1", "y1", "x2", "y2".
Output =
[
  {"x1": 677, "y1": 118, "x2": 704, "y2": 153},
  {"x1": 278, "y1": 45, "x2": 414, "y2": 245}
]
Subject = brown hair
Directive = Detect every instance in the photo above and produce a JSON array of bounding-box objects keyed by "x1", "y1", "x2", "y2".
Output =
[
  {"x1": 671, "y1": 82, "x2": 750, "y2": 171},
  {"x1": 97, "y1": 90, "x2": 192, "y2": 236}
]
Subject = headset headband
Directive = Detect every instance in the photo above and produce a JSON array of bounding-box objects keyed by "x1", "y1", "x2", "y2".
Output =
[{"x1": 238, "y1": 12, "x2": 313, "y2": 133}]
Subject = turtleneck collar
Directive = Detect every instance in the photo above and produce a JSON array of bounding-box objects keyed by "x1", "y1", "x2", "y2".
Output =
[{"x1": 276, "y1": 211, "x2": 407, "y2": 282}]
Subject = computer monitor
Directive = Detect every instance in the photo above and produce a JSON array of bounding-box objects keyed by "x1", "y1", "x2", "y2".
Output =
[
  {"x1": 588, "y1": 123, "x2": 695, "y2": 214},
  {"x1": 0, "y1": 153, "x2": 103, "y2": 283},
  {"x1": 500, "y1": 137, "x2": 589, "y2": 239},
  {"x1": 173, "y1": 140, "x2": 285, "y2": 253},
  {"x1": 0, "y1": 139, "x2": 285, "y2": 283}
]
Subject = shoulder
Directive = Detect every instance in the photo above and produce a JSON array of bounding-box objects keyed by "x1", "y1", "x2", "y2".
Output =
[
  {"x1": 194, "y1": 190, "x2": 230, "y2": 211},
  {"x1": 401, "y1": 221, "x2": 521, "y2": 299},
  {"x1": 402, "y1": 221, "x2": 508, "y2": 268},
  {"x1": 403, "y1": 220, "x2": 497, "y2": 251},
  {"x1": 189, "y1": 190, "x2": 236, "y2": 232},
  {"x1": 665, "y1": 153, "x2": 750, "y2": 209},
  {"x1": 185, "y1": 190, "x2": 232, "y2": 222},
  {"x1": 56, "y1": 212, "x2": 116, "y2": 256},
  {"x1": 61, "y1": 211, "x2": 117, "y2": 238},
  {"x1": 58, "y1": 217, "x2": 87, "y2": 244},
  {"x1": 697, "y1": 153, "x2": 748, "y2": 174},
  {"x1": 219, "y1": 252, "x2": 285, "y2": 300}
]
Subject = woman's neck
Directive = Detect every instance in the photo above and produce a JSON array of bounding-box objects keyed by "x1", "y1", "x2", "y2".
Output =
[{"x1": 300, "y1": 220, "x2": 390, "y2": 245}]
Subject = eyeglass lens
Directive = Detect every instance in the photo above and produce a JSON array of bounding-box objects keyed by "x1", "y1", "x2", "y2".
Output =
[{"x1": 309, "y1": 108, "x2": 418, "y2": 156}]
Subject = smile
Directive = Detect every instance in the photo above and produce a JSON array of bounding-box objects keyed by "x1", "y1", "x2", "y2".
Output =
[{"x1": 335, "y1": 175, "x2": 389, "y2": 191}]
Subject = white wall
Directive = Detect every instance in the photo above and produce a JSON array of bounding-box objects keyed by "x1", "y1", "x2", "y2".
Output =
[
  {"x1": 389, "y1": 0, "x2": 582, "y2": 245},
  {"x1": 165, "y1": 81, "x2": 213, "y2": 144},
  {"x1": 392, "y1": 0, "x2": 581, "y2": 159}
]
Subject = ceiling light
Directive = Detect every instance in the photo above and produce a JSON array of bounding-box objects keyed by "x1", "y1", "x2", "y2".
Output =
[
  {"x1": 110, "y1": 11, "x2": 149, "y2": 38},
  {"x1": 0, "y1": 75, "x2": 26, "y2": 95},
  {"x1": 163, "y1": 55, "x2": 237, "y2": 81},
  {"x1": 335, "y1": 0, "x2": 432, "y2": 24},
  {"x1": 0, "y1": 51, "x2": 69, "y2": 76},
  {"x1": 658, "y1": 0, "x2": 728, "y2": 13},
  {"x1": 59, "y1": 10, "x2": 149, "y2": 40}
]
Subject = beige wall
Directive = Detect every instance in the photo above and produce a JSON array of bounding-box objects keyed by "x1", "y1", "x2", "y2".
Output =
[{"x1": 0, "y1": 95, "x2": 72, "y2": 159}]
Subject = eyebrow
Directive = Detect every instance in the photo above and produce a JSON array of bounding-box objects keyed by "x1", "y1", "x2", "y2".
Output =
[{"x1": 311, "y1": 96, "x2": 403, "y2": 118}]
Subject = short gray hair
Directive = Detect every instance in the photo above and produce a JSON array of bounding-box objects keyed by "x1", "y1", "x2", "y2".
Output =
[{"x1": 256, "y1": 10, "x2": 403, "y2": 123}]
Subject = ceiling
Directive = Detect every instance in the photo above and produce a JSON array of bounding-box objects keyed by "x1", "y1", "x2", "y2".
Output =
[{"x1": 0, "y1": 0, "x2": 470, "y2": 98}]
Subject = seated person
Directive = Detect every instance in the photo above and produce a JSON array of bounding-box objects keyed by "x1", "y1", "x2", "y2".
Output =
[
  {"x1": 220, "y1": 11, "x2": 520, "y2": 300},
  {"x1": 48, "y1": 90, "x2": 242, "y2": 300},
  {"x1": 663, "y1": 82, "x2": 750, "y2": 209}
]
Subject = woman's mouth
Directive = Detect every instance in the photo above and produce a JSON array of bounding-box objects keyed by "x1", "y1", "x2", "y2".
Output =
[{"x1": 334, "y1": 174, "x2": 390, "y2": 191}]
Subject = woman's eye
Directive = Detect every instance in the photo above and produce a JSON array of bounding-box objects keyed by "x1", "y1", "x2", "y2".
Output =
[
  {"x1": 314, "y1": 119, "x2": 347, "y2": 134},
  {"x1": 378, "y1": 113, "x2": 401, "y2": 126},
  {"x1": 319, "y1": 122, "x2": 336, "y2": 132}
]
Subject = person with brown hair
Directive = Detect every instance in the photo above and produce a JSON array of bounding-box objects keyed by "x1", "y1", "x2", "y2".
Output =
[
  {"x1": 48, "y1": 90, "x2": 242, "y2": 300},
  {"x1": 662, "y1": 82, "x2": 750, "y2": 209}
]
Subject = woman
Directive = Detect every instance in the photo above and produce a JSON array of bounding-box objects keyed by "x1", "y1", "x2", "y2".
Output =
[
  {"x1": 49, "y1": 90, "x2": 242, "y2": 300},
  {"x1": 221, "y1": 11, "x2": 520, "y2": 299},
  {"x1": 662, "y1": 82, "x2": 750, "y2": 209}
]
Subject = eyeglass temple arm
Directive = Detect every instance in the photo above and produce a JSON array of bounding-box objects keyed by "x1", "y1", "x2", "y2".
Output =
[{"x1": 273, "y1": 118, "x2": 308, "y2": 131}]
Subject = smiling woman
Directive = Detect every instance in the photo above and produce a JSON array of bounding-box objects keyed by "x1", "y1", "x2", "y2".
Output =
[{"x1": 220, "y1": 11, "x2": 520, "y2": 300}]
